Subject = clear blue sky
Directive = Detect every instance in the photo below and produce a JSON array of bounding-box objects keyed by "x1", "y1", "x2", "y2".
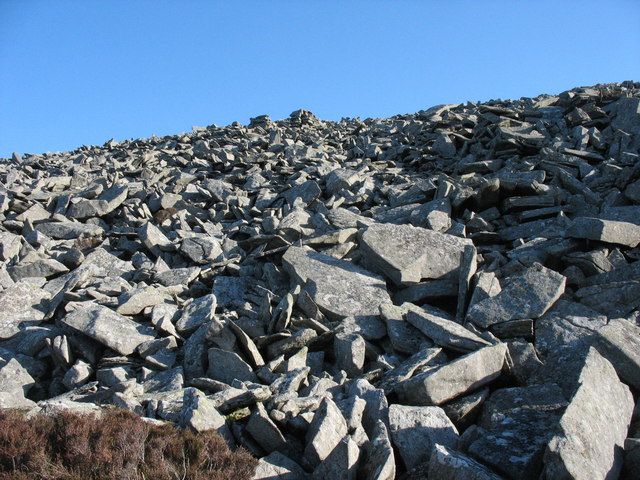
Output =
[{"x1": 1, "y1": 1, "x2": 639, "y2": 158}]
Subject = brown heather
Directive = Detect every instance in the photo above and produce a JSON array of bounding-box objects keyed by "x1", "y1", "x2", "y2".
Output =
[{"x1": 0, "y1": 409, "x2": 258, "y2": 480}]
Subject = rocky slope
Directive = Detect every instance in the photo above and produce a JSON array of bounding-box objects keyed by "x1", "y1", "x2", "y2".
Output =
[{"x1": 1, "y1": 82, "x2": 640, "y2": 479}]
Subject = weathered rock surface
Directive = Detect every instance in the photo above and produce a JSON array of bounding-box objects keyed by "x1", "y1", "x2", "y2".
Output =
[
  {"x1": 395, "y1": 343, "x2": 507, "y2": 406},
  {"x1": 282, "y1": 246, "x2": 391, "y2": 320},
  {"x1": 466, "y1": 264, "x2": 565, "y2": 328},
  {"x1": 359, "y1": 223, "x2": 472, "y2": 285},
  {"x1": 61, "y1": 303, "x2": 156, "y2": 355},
  {"x1": 0, "y1": 281, "x2": 50, "y2": 339},
  {"x1": 541, "y1": 348, "x2": 634, "y2": 479},
  {"x1": 388, "y1": 404, "x2": 458, "y2": 469}
]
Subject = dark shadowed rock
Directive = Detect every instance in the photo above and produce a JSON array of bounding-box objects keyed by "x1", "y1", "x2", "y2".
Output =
[{"x1": 388, "y1": 404, "x2": 458, "y2": 470}]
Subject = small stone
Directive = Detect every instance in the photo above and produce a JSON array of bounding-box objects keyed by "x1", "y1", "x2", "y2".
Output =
[
  {"x1": 138, "y1": 222, "x2": 173, "y2": 257},
  {"x1": 180, "y1": 236, "x2": 223, "y2": 264},
  {"x1": 334, "y1": 332, "x2": 365, "y2": 378},
  {"x1": 154, "y1": 267, "x2": 199, "y2": 287},
  {"x1": 62, "y1": 360, "x2": 93, "y2": 389},
  {"x1": 176, "y1": 294, "x2": 217, "y2": 335},
  {"x1": 116, "y1": 286, "x2": 167, "y2": 315}
]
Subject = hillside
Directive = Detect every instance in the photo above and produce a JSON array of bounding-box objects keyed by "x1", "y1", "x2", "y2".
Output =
[{"x1": 1, "y1": 82, "x2": 640, "y2": 479}]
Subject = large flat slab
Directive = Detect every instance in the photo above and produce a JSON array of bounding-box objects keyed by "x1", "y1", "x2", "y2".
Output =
[
  {"x1": 61, "y1": 303, "x2": 156, "y2": 355},
  {"x1": 359, "y1": 223, "x2": 472, "y2": 285},
  {"x1": 282, "y1": 246, "x2": 391, "y2": 321},
  {"x1": 395, "y1": 343, "x2": 507, "y2": 406},
  {"x1": 466, "y1": 264, "x2": 565, "y2": 328}
]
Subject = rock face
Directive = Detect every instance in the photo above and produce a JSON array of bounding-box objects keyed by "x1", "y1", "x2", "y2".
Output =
[{"x1": 2, "y1": 82, "x2": 640, "y2": 478}]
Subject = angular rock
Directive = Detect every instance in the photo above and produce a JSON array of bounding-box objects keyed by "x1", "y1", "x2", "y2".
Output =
[
  {"x1": 116, "y1": 286, "x2": 167, "y2": 315},
  {"x1": 358, "y1": 420, "x2": 396, "y2": 480},
  {"x1": 0, "y1": 358, "x2": 36, "y2": 409},
  {"x1": 595, "y1": 317, "x2": 640, "y2": 390},
  {"x1": 34, "y1": 221, "x2": 104, "y2": 239},
  {"x1": 176, "y1": 294, "x2": 217, "y2": 334},
  {"x1": 542, "y1": 347, "x2": 634, "y2": 480},
  {"x1": 246, "y1": 402, "x2": 289, "y2": 454},
  {"x1": 311, "y1": 435, "x2": 359, "y2": 480},
  {"x1": 253, "y1": 451, "x2": 308, "y2": 480},
  {"x1": 180, "y1": 236, "x2": 223, "y2": 264},
  {"x1": 467, "y1": 264, "x2": 565, "y2": 328},
  {"x1": 574, "y1": 280, "x2": 640, "y2": 317},
  {"x1": 180, "y1": 387, "x2": 227, "y2": 433},
  {"x1": 304, "y1": 397, "x2": 349, "y2": 468},
  {"x1": 428, "y1": 444, "x2": 505, "y2": 480},
  {"x1": 406, "y1": 307, "x2": 491, "y2": 352},
  {"x1": 138, "y1": 222, "x2": 173, "y2": 257},
  {"x1": 396, "y1": 343, "x2": 507, "y2": 406},
  {"x1": 207, "y1": 347, "x2": 257, "y2": 385},
  {"x1": 282, "y1": 246, "x2": 391, "y2": 321},
  {"x1": 388, "y1": 404, "x2": 458, "y2": 470},
  {"x1": 61, "y1": 303, "x2": 156, "y2": 355},
  {"x1": 0, "y1": 280, "x2": 50, "y2": 339},
  {"x1": 333, "y1": 332, "x2": 365, "y2": 378},
  {"x1": 566, "y1": 217, "x2": 640, "y2": 247},
  {"x1": 359, "y1": 223, "x2": 473, "y2": 285},
  {"x1": 379, "y1": 303, "x2": 432, "y2": 354},
  {"x1": 470, "y1": 384, "x2": 567, "y2": 480}
]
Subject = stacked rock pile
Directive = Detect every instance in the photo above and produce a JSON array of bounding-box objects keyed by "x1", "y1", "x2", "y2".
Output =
[{"x1": 1, "y1": 82, "x2": 640, "y2": 479}]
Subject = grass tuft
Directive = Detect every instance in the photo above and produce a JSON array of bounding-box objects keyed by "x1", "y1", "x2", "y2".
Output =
[{"x1": 0, "y1": 408, "x2": 257, "y2": 480}]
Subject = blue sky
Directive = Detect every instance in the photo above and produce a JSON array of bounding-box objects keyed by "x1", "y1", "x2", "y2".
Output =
[{"x1": 1, "y1": 1, "x2": 639, "y2": 158}]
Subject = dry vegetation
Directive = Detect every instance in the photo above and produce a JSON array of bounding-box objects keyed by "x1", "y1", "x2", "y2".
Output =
[{"x1": 0, "y1": 409, "x2": 258, "y2": 480}]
